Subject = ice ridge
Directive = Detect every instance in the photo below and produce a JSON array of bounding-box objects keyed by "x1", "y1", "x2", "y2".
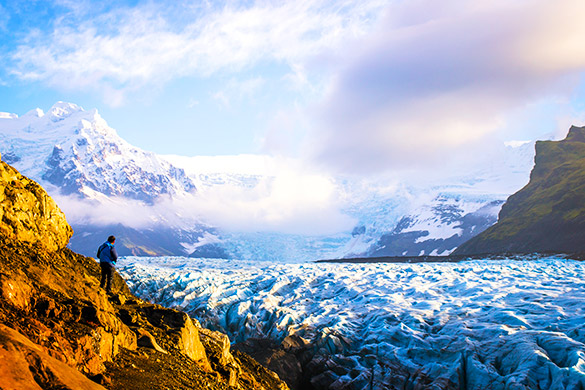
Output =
[{"x1": 120, "y1": 256, "x2": 585, "y2": 389}]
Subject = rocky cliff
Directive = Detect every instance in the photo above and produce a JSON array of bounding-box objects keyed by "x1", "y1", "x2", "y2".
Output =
[
  {"x1": 454, "y1": 125, "x2": 585, "y2": 255},
  {"x1": 0, "y1": 155, "x2": 288, "y2": 390}
]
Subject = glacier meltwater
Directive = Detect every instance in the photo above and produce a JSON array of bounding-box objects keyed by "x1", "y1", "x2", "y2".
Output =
[{"x1": 119, "y1": 257, "x2": 585, "y2": 389}]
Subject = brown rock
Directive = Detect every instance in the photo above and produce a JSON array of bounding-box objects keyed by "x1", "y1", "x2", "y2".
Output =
[
  {"x1": 0, "y1": 324, "x2": 106, "y2": 390},
  {"x1": 177, "y1": 316, "x2": 209, "y2": 366},
  {"x1": 199, "y1": 328, "x2": 237, "y2": 367},
  {"x1": 141, "y1": 305, "x2": 211, "y2": 370},
  {"x1": 0, "y1": 272, "x2": 33, "y2": 311},
  {"x1": 0, "y1": 158, "x2": 290, "y2": 390},
  {"x1": 136, "y1": 328, "x2": 167, "y2": 354},
  {"x1": 0, "y1": 160, "x2": 72, "y2": 252}
]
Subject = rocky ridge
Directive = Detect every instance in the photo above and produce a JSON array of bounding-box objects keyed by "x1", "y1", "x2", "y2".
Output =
[{"x1": 0, "y1": 155, "x2": 288, "y2": 390}]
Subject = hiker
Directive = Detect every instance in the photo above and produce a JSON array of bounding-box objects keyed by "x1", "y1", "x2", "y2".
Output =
[{"x1": 97, "y1": 235, "x2": 118, "y2": 293}]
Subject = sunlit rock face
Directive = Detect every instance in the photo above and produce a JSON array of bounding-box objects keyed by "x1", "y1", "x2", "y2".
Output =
[{"x1": 0, "y1": 154, "x2": 72, "y2": 252}]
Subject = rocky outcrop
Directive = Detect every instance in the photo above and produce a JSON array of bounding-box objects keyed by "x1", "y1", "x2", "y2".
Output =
[
  {"x1": 0, "y1": 158, "x2": 289, "y2": 389},
  {"x1": 0, "y1": 153, "x2": 72, "y2": 252},
  {"x1": 0, "y1": 324, "x2": 107, "y2": 390},
  {"x1": 455, "y1": 125, "x2": 585, "y2": 255}
]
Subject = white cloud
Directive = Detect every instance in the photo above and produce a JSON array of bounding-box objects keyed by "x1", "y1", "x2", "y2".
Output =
[
  {"x1": 212, "y1": 91, "x2": 231, "y2": 109},
  {"x1": 212, "y1": 76, "x2": 266, "y2": 109},
  {"x1": 310, "y1": 0, "x2": 585, "y2": 174},
  {"x1": 54, "y1": 194, "x2": 159, "y2": 229},
  {"x1": 56, "y1": 156, "x2": 356, "y2": 236},
  {"x1": 10, "y1": 0, "x2": 387, "y2": 104},
  {"x1": 0, "y1": 4, "x2": 9, "y2": 31},
  {"x1": 182, "y1": 171, "x2": 356, "y2": 235},
  {"x1": 187, "y1": 98, "x2": 200, "y2": 108}
]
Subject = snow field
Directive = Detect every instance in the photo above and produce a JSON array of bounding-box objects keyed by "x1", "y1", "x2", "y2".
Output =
[{"x1": 120, "y1": 257, "x2": 585, "y2": 389}]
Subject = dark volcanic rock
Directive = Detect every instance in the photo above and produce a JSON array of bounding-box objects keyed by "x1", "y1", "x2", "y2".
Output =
[
  {"x1": 234, "y1": 337, "x2": 307, "y2": 390},
  {"x1": 455, "y1": 125, "x2": 585, "y2": 255}
]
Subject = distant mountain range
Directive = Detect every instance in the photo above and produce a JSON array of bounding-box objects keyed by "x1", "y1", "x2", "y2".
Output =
[
  {"x1": 0, "y1": 102, "x2": 537, "y2": 260},
  {"x1": 455, "y1": 125, "x2": 585, "y2": 256}
]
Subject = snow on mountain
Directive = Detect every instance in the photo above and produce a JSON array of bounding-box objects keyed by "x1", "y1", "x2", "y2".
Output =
[
  {"x1": 0, "y1": 102, "x2": 205, "y2": 256},
  {"x1": 335, "y1": 140, "x2": 537, "y2": 258},
  {"x1": 160, "y1": 141, "x2": 536, "y2": 261},
  {"x1": 0, "y1": 102, "x2": 538, "y2": 260},
  {"x1": 120, "y1": 256, "x2": 585, "y2": 389},
  {"x1": 361, "y1": 194, "x2": 504, "y2": 257},
  {"x1": 0, "y1": 102, "x2": 195, "y2": 202}
]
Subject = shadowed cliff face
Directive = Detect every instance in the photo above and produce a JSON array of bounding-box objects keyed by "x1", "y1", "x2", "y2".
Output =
[
  {"x1": 454, "y1": 125, "x2": 585, "y2": 255},
  {"x1": 0, "y1": 156, "x2": 288, "y2": 390}
]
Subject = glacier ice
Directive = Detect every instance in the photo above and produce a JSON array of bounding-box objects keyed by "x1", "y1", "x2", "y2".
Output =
[{"x1": 120, "y1": 256, "x2": 585, "y2": 389}]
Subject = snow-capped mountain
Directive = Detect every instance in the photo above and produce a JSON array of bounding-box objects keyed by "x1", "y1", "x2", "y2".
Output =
[
  {"x1": 0, "y1": 102, "x2": 195, "y2": 202},
  {"x1": 0, "y1": 102, "x2": 537, "y2": 260},
  {"x1": 0, "y1": 102, "x2": 203, "y2": 256},
  {"x1": 363, "y1": 197, "x2": 504, "y2": 257}
]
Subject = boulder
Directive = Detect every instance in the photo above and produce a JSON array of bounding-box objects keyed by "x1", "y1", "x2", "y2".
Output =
[
  {"x1": 141, "y1": 305, "x2": 210, "y2": 370},
  {"x1": 135, "y1": 328, "x2": 167, "y2": 354},
  {"x1": 0, "y1": 159, "x2": 72, "y2": 252}
]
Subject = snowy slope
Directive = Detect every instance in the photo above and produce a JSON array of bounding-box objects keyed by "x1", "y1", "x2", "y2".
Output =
[
  {"x1": 338, "y1": 141, "x2": 536, "y2": 258},
  {"x1": 120, "y1": 256, "x2": 585, "y2": 390},
  {"x1": 0, "y1": 102, "x2": 205, "y2": 256},
  {"x1": 0, "y1": 102, "x2": 195, "y2": 201}
]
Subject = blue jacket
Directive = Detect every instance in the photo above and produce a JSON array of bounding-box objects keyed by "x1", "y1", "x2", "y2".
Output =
[{"x1": 97, "y1": 242, "x2": 118, "y2": 265}]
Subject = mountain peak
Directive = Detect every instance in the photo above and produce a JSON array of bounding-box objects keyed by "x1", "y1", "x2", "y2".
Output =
[
  {"x1": 23, "y1": 108, "x2": 44, "y2": 118},
  {"x1": 454, "y1": 124, "x2": 585, "y2": 255},
  {"x1": 0, "y1": 112, "x2": 19, "y2": 119},
  {"x1": 47, "y1": 102, "x2": 83, "y2": 121},
  {"x1": 565, "y1": 125, "x2": 585, "y2": 143}
]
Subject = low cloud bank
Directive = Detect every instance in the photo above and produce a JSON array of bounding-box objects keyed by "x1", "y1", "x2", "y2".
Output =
[{"x1": 54, "y1": 165, "x2": 356, "y2": 237}]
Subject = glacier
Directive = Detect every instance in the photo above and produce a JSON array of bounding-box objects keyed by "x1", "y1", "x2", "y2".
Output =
[{"x1": 119, "y1": 256, "x2": 585, "y2": 389}]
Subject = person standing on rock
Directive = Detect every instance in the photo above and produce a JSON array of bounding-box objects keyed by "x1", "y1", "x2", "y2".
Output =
[{"x1": 97, "y1": 235, "x2": 118, "y2": 293}]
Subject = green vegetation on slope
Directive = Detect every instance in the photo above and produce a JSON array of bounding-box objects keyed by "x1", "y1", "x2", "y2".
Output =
[{"x1": 454, "y1": 125, "x2": 585, "y2": 255}]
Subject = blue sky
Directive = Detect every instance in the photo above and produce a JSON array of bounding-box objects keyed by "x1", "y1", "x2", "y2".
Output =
[{"x1": 2, "y1": 0, "x2": 585, "y2": 175}]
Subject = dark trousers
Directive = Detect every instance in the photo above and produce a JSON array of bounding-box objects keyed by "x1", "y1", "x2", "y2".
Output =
[{"x1": 99, "y1": 262, "x2": 114, "y2": 292}]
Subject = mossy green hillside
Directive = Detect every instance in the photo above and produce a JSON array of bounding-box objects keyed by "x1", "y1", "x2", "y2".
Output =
[{"x1": 454, "y1": 125, "x2": 585, "y2": 255}]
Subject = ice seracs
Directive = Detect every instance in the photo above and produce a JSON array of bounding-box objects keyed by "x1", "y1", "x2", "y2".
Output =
[
  {"x1": 47, "y1": 101, "x2": 84, "y2": 121},
  {"x1": 120, "y1": 256, "x2": 585, "y2": 390}
]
